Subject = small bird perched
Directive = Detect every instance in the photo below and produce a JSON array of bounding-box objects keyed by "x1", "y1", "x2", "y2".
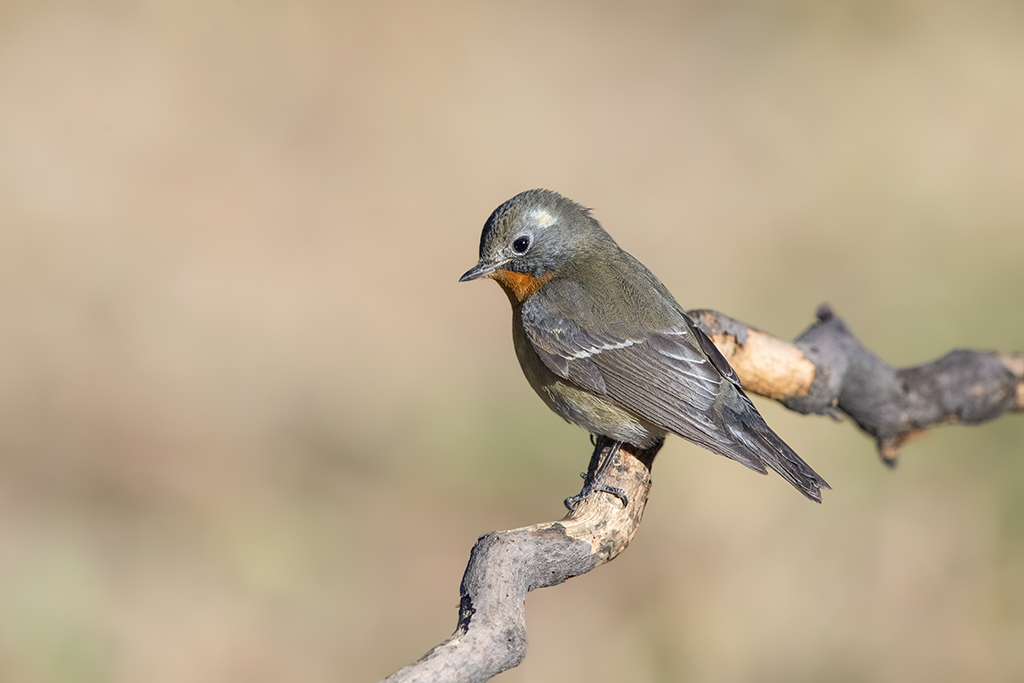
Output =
[{"x1": 460, "y1": 189, "x2": 828, "y2": 503}]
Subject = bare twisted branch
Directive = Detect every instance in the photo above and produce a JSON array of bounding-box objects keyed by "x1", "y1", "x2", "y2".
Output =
[
  {"x1": 383, "y1": 440, "x2": 660, "y2": 683},
  {"x1": 381, "y1": 305, "x2": 1022, "y2": 682},
  {"x1": 691, "y1": 305, "x2": 1023, "y2": 466}
]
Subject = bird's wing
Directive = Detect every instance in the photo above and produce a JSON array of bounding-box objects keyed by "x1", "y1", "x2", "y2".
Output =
[
  {"x1": 520, "y1": 284, "x2": 765, "y2": 471},
  {"x1": 683, "y1": 313, "x2": 742, "y2": 388},
  {"x1": 522, "y1": 277, "x2": 828, "y2": 501}
]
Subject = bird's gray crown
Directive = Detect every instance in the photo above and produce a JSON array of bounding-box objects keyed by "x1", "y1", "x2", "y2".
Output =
[{"x1": 476, "y1": 189, "x2": 615, "y2": 277}]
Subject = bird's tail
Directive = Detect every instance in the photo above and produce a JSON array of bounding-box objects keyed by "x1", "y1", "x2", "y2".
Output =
[{"x1": 720, "y1": 390, "x2": 830, "y2": 503}]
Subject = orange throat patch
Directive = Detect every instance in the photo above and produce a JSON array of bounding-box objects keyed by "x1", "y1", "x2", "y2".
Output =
[{"x1": 489, "y1": 269, "x2": 553, "y2": 304}]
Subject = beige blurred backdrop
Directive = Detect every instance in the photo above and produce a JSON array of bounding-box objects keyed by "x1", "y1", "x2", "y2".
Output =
[{"x1": 1, "y1": 1, "x2": 1023, "y2": 681}]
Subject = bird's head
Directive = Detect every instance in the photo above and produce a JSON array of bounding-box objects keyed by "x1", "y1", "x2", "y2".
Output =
[{"x1": 459, "y1": 189, "x2": 615, "y2": 301}]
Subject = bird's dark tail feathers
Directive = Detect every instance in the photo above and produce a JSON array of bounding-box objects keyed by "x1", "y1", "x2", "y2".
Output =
[{"x1": 720, "y1": 392, "x2": 830, "y2": 503}]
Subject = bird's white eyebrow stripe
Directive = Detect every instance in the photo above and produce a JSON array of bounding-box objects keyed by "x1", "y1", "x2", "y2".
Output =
[{"x1": 528, "y1": 208, "x2": 557, "y2": 227}]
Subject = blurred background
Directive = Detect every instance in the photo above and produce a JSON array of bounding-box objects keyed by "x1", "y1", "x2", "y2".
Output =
[{"x1": 1, "y1": 1, "x2": 1023, "y2": 681}]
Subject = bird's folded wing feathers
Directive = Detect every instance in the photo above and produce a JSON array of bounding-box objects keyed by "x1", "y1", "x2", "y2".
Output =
[{"x1": 520, "y1": 289, "x2": 748, "y2": 452}]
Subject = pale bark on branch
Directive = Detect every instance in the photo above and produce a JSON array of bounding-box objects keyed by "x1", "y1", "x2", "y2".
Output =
[
  {"x1": 382, "y1": 306, "x2": 1023, "y2": 683},
  {"x1": 691, "y1": 305, "x2": 1024, "y2": 466},
  {"x1": 383, "y1": 438, "x2": 660, "y2": 683}
]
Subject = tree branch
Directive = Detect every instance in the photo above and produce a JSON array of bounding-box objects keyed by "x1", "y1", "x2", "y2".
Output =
[
  {"x1": 381, "y1": 305, "x2": 1023, "y2": 682},
  {"x1": 382, "y1": 439, "x2": 661, "y2": 683},
  {"x1": 690, "y1": 304, "x2": 1024, "y2": 466}
]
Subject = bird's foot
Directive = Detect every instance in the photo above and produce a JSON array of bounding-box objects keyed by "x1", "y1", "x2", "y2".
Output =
[
  {"x1": 564, "y1": 437, "x2": 628, "y2": 510},
  {"x1": 564, "y1": 480, "x2": 628, "y2": 510}
]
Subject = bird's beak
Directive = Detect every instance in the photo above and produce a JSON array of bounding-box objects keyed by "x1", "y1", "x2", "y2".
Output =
[{"x1": 459, "y1": 260, "x2": 499, "y2": 282}]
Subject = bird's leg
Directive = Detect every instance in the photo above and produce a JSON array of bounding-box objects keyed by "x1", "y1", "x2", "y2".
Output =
[{"x1": 564, "y1": 435, "x2": 629, "y2": 510}]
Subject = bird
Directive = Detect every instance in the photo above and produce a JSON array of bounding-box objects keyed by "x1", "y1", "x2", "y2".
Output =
[{"x1": 459, "y1": 189, "x2": 828, "y2": 504}]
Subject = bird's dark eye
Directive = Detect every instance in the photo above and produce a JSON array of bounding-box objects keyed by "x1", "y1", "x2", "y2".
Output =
[{"x1": 512, "y1": 236, "x2": 530, "y2": 254}]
